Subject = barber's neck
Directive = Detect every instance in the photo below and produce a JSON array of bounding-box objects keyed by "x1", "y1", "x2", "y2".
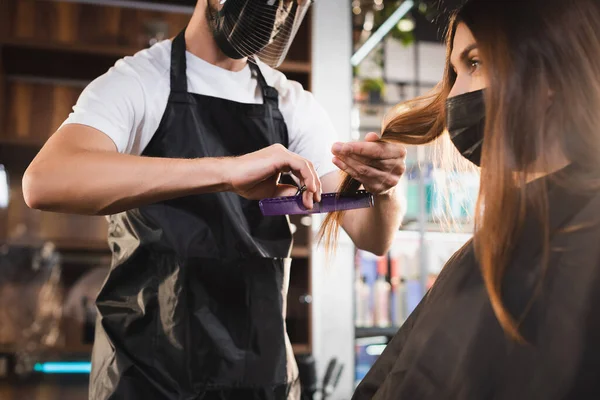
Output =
[{"x1": 184, "y1": 3, "x2": 248, "y2": 72}]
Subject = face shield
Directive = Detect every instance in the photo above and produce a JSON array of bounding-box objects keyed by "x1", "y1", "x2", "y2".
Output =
[{"x1": 208, "y1": 0, "x2": 313, "y2": 68}]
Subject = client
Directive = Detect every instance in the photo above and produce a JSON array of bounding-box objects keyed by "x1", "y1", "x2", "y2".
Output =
[{"x1": 323, "y1": 0, "x2": 600, "y2": 397}]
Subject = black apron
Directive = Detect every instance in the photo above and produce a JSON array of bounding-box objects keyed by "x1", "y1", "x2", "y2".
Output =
[{"x1": 90, "y1": 30, "x2": 300, "y2": 400}]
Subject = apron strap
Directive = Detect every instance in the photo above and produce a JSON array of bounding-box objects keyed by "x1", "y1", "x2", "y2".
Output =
[
  {"x1": 170, "y1": 29, "x2": 189, "y2": 93},
  {"x1": 248, "y1": 59, "x2": 282, "y2": 149},
  {"x1": 170, "y1": 30, "x2": 280, "y2": 109},
  {"x1": 169, "y1": 30, "x2": 281, "y2": 112},
  {"x1": 249, "y1": 60, "x2": 280, "y2": 108}
]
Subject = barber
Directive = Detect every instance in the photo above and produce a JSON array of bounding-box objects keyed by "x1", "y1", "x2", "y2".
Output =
[{"x1": 23, "y1": 0, "x2": 406, "y2": 398}]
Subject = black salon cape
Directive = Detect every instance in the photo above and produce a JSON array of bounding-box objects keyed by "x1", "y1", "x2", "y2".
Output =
[{"x1": 353, "y1": 166, "x2": 600, "y2": 400}]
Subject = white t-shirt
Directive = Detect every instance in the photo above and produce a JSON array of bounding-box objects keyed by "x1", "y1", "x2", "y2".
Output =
[{"x1": 62, "y1": 39, "x2": 339, "y2": 178}]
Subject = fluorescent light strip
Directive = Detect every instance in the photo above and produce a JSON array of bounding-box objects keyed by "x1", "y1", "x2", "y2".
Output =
[
  {"x1": 34, "y1": 362, "x2": 92, "y2": 374},
  {"x1": 350, "y1": 0, "x2": 415, "y2": 66},
  {"x1": 366, "y1": 344, "x2": 387, "y2": 356}
]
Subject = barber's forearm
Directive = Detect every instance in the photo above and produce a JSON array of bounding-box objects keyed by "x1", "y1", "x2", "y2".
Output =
[
  {"x1": 341, "y1": 188, "x2": 403, "y2": 256},
  {"x1": 22, "y1": 124, "x2": 231, "y2": 215},
  {"x1": 23, "y1": 149, "x2": 230, "y2": 216}
]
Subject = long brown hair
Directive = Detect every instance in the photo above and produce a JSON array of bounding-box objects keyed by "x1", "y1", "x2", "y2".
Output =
[{"x1": 319, "y1": 0, "x2": 600, "y2": 341}]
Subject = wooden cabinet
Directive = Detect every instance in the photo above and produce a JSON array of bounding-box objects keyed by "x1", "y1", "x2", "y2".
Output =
[
  {"x1": 0, "y1": 78, "x2": 109, "y2": 247},
  {"x1": 3, "y1": 80, "x2": 83, "y2": 145},
  {"x1": 4, "y1": 0, "x2": 189, "y2": 55},
  {"x1": 6, "y1": 180, "x2": 108, "y2": 249}
]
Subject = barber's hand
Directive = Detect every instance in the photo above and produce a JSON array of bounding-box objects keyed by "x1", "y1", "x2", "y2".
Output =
[
  {"x1": 227, "y1": 144, "x2": 322, "y2": 209},
  {"x1": 332, "y1": 132, "x2": 406, "y2": 195}
]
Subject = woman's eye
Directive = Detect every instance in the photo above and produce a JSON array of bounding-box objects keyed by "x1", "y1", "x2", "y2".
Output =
[{"x1": 469, "y1": 59, "x2": 481, "y2": 73}]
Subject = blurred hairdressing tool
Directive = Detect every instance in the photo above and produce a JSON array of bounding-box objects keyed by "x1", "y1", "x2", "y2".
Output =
[
  {"x1": 296, "y1": 355, "x2": 345, "y2": 400},
  {"x1": 296, "y1": 354, "x2": 317, "y2": 400},
  {"x1": 321, "y1": 358, "x2": 344, "y2": 400}
]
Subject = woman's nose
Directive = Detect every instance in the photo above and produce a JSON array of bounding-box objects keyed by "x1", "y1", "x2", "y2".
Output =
[{"x1": 448, "y1": 76, "x2": 469, "y2": 99}]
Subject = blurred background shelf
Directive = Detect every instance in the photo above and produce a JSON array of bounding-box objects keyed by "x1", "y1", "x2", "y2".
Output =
[
  {"x1": 291, "y1": 246, "x2": 311, "y2": 258},
  {"x1": 1, "y1": 37, "x2": 144, "y2": 58},
  {"x1": 0, "y1": 0, "x2": 318, "y2": 391},
  {"x1": 292, "y1": 343, "x2": 311, "y2": 354},
  {"x1": 0, "y1": 136, "x2": 47, "y2": 147},
  {"x1": 0, "y1": 38, "x2": 312, "y2": 76},
  {"x1": 355, "y1": 326, "x2": 400, "y2": 338},
  {"x1": 399, "y1": 221, "x2": 474, "y2": 235}
]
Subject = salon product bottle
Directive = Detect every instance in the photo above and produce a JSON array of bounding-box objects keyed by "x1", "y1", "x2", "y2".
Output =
[
  {"x1": 374, "y1": 259, "x2": 391, "y2": 327},
  {"x1": 403, "y1": 242, "x2": 423, "y2": 317},
  {"x1": 354, "y1": 275, "x2": 364, "y2": 327},
  {"x1": 355, "y1": 275, "x2": 370, "y2": 327},
  {"x1": 405, "y1": 279, "x2": 422, "y2": 317},
  {"x1": 389, "y1": 257, "x2": 400, "y2": 327},
  {"x1": 395, "y1": 278, "x2": 407, "y2": 325}
]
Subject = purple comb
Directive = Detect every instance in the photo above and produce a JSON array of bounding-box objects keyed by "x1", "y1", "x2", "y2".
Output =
[{"x1": 259, "y1": 190, "x2": 375, "y2": 216}]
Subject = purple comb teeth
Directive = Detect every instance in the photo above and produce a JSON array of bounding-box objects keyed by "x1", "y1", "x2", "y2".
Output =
[{"x1": 259, "y1": 190, "x2": 375, "y2": 216}]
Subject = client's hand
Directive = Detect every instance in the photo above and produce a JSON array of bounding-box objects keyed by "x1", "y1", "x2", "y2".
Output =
[{"x1": 331, "y1": 132, "x2": 406, "y2": 195}]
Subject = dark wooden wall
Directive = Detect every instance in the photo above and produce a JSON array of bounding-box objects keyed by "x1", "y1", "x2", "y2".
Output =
[{"x1": 0, "y1": 0, "x2": 315, "y2": 379}]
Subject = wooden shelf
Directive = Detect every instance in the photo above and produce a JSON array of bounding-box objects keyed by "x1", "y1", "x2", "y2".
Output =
[
  {"x1": 291, "y1": 246, "x2": 310, "y2": 258},
  {"x1": 52, "y1": 239, "x2": 109, "y2": 252},
  {"x1": 279, "y1": 60, "x2": 312, "y2": 74},
  {"x1": 0, "y1": 238, "x2": 110, "y2": 255},
  {"x1": 3, "y1": 343, "x2": 308, "y2": 358},
  {"x1": 60, "y1": 251, "x2": 111, "y2": 265},
  {"x1": 400, "y1": 220, "x2": 475, "y2": 235},
  {"x1": 45, "y1": 0, "x2": 196, "y2": 14},
  {"x1": 1, "y1": 37, "x2": 140, "y2": 59},
  {"x1": 0, "y1": 343, "x2": 92, "y2": 357},
  {"x1": 355, "y1": 326, "x2": 400, "y2": 338},
  {"x1": 0, "y1": 344, "x2": 16, "y2": 353},
  {"x1": 0, "y1": 37, "x2": 311, "y2": 75},
  {"x1": 0, "y1": 226, "x2": 110, "y2": 252},
  {"x1": 0, "y1": 137, "x2": 46, "y2": 147},
  {"x1": 291, "y1": 343, "x2": 310, "y2": 354},
  {"x1": 44, "y1": 345, "x2": 94, "y2": 357}
]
